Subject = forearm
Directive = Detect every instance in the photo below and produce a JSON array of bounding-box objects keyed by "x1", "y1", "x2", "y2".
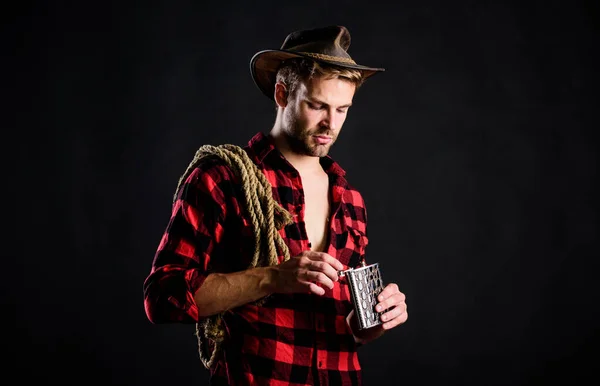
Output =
[{"x1": 194, "y1": 266, "x2": 275, "y2": 317}]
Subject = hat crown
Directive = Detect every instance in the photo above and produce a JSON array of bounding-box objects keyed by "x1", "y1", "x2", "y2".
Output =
[
  {"x1": 280, "y1": 25, "x2": 352, "y2": 60},
  {"x1": 249, "y1": 25, "x2": 384, "y2": 100}
]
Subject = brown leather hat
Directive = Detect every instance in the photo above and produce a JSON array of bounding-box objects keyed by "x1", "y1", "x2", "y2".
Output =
[{"x1": 250, "y1": 25, "x2": 385, "y2": 100}]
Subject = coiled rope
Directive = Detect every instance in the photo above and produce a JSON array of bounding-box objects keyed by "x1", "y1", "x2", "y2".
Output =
[{"x1": 173, "y1": 144, "x2": 293, "y2": 369}]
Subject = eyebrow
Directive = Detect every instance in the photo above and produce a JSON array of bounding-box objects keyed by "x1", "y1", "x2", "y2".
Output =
[{"x1": 307, "y1": 97, "x2": 353, "y2": 109}]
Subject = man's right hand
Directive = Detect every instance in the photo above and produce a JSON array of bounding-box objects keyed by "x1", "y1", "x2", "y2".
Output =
[{"x1": 268, "y1": 251, "x2": 345, "y2": 295}]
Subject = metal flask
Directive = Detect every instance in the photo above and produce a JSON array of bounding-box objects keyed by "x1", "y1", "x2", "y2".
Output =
[{"x1": 338, "y1": 260, "x2": 385, "y2": 330}]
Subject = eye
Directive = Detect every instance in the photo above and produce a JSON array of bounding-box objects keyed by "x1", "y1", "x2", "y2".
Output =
[
  {"x1": 337, "y1": 108, "x2": 349, "y2": 114},
  {"x1": 307, "y1": 102, "x2": 324, "y2": 110}
]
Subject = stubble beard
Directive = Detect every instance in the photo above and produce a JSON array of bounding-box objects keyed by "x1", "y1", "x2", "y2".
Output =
[{"x1": 284, "y1": 114, "x2": 336, "y2": 158}]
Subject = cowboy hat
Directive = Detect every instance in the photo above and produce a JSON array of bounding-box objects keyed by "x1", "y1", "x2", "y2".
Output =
[{"x1": 250, "y1": 25, "x2": 385, "y2": 100}]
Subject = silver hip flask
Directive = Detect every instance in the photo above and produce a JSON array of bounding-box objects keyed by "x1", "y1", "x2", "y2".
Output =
[{"x1": 338, "y1": 261, "x2": 385, "y2": 330}]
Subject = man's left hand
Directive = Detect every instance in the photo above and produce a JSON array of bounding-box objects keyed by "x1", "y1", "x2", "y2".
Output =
[
  {"x1": 348, "y1": 283, "x2": 407, "y2": 344},
  {"x1": 375, "y1": 283, "x2": 408, "y2": 330}
]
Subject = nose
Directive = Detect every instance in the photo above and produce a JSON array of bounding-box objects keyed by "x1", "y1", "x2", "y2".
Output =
[{"x1": 321, "y1": 108, "x2": 339, "y2": 130}]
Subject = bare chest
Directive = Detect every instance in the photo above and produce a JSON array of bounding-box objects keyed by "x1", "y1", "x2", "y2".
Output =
[{"x1": 301, "y1": 173, "x2": 331, "y2": 252}]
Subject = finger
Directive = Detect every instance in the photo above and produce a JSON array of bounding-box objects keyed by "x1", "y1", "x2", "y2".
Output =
[
  {"x1": 306, "y1": 260, "x2": 340, "y2": 283},
  {"x1": 303, "y1": 270, "x2": 335, "y2": 290},
  {"x1": 375, "y1": 292, "x2": 406, "y2": 313},
  {"x1": 301, "y1": 280, "x2": 325, "y2": 296},
  {"x1": 300, "y1": 253, "x2": 342, "y2": 282},
  {"x1": 305, "y1": 251, "x2": 344, "y2": 271},
  {"x1": 381, "y1": 310, "x2": 408, "y2": 330},
  {"x1": 379, "y1": 302, "x2": 407, "y2": 323},
  {"x1": 377, "y1": 283, "x2": 403, "y2": 302}
]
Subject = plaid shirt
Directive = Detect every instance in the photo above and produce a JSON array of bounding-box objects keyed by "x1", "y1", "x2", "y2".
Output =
[{"x1": 144, "y1": 132, "x2": 370, "y2": 385}]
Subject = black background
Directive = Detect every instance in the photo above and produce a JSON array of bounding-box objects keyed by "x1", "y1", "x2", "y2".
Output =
[{"x1": 5, "y1": 0, "x2": 599, "y2": 385}]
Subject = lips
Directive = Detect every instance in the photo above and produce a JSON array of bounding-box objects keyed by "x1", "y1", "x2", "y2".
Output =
[{"x1": 314, "y1": 135, "x2": 332, "y2": 145}]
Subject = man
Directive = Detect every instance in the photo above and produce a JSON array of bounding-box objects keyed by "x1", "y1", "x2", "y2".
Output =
[{"x1": 144, "y1": 25, "x2": 408, "y2": 385}]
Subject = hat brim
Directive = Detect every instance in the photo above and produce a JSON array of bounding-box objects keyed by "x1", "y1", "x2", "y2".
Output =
[{"x1": 250, "y1": 49, "x2": 385, "y2": 101}]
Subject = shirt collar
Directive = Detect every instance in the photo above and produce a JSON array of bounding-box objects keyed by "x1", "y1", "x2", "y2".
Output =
[{"x1": 246, "y1": 131, "x2": 347, "y2": 178}]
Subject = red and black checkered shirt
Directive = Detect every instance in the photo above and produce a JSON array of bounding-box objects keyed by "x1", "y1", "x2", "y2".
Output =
[{"x1": 144, "y1": 132, "x2": 370, "y2": 385}]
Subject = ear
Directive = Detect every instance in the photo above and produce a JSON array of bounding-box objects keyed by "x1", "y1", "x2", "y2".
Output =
[{"x1": 274, "y1": 82, "x2": 288, "y2": 108}]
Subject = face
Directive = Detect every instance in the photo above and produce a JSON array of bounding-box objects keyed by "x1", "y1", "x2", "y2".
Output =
[{"x1": 280, "y1": 76, "x2": 356, "y2": 157}]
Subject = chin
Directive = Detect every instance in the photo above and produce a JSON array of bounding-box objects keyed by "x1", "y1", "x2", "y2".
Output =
[{"x1": 308, "y1": 144, "x2": 331, "y2": 157}]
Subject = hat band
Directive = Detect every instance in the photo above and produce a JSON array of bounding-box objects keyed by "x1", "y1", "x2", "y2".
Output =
[{"x1": 298, "y1": 52, "x2": 357, "y2": 65}]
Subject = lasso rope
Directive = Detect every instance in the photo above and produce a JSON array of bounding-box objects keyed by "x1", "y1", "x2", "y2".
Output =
[{"x1": 173, "y1": 144, "x2": 293, "y2": 369}]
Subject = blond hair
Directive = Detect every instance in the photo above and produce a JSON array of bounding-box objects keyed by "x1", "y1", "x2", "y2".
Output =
[{"x1": 275, "y1": 58, "x2": 364, "y2": 101}]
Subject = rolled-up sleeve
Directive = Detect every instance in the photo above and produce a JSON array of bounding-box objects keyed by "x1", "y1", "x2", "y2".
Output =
[{"x1": 143, "y1": 158, "x2": 230, "y2": 324}]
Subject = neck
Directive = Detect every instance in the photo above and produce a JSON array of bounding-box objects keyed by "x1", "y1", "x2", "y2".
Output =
[{"x1": 270, "y1": 111, "x2": 323, "y2": 175}]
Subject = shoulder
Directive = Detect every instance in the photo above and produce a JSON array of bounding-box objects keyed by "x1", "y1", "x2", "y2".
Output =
[
  {"x1": 183, "y1": 151, "x2": 242, "y2": 185},
  {"x1": 176, "y1": 152, "x2": 241, "y2": 204}
]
